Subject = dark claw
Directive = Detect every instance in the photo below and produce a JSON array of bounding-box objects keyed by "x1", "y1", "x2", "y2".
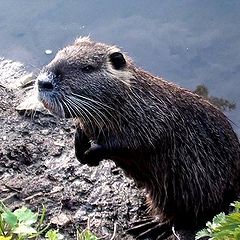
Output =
[
  {"x1": 75, "y1": 127, "x2": 107, "y2": 166},
  {"x1": 75, "y1": 127, "x2": 91, "y2": 162},
  {"x1": 82, "y1": 143, "x2": 106, "y2": 166}
]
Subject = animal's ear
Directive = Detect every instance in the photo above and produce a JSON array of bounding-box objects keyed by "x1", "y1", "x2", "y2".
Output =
[{"x1": 109, "y1": 52, "x2": 126, "y2": 70}]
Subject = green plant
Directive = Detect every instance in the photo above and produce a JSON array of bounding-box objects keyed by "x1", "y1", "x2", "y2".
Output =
[
  {"x1": 77, "y1": 229, "x2": 98, "y2": 240},
  {"x1": 196, "y1": 201, "x2": 240, "y2": 240},
  {"x1": 0, "y1": 201, "x2": 98, "y2": 240},
  {"x1": 77, "y1": 218, "x2": 98, "y2": 240},
  {"x1": 0, "y1": 202, "x2": 63, "y2": 240},
  {"x1": 45, "y1": 229, "x2": 64, "y2": 240}
]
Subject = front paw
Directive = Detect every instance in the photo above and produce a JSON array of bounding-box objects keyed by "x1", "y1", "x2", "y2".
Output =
[
  {"x1": 75, "y1": 127, "x2": 91, "y2": 161},
  {"x1": 81, "y1": 143, "x2": 106, "y2": 167}
]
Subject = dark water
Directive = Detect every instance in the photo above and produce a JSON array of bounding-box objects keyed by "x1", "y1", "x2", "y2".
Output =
[{"x1": 1, "y1": 0, "x2": 240, "y2": 132}]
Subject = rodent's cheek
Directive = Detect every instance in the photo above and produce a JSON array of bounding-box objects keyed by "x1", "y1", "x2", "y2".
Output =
[
  {"x1": 37, "y1": 90, "x2": 45, "y2": 101},
  {"x1": 60, "y1": 78, "x2": 78, "y2": 91},
  {"x1": 56, "y1": 84, "x2": 71, "y2": 95}
]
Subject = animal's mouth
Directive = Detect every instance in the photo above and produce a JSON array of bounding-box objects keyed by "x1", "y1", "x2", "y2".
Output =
[
  {"x1": 40, "y1": 97, "x2": 53, "y2": 112},
  {"x1": 36, "y1": 72, "x2": 66, "y2": 118},
  {"x1": 38, "y1": 90, "x2": 72, "y2": 119},
  {"x1": 38, "y1": 91, "x2": 56, "y2": 113},
  {"x1": 36, "y1": 71, "x2": 115, "y2": 125}
]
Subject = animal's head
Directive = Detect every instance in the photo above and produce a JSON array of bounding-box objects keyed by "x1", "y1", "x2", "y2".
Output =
[{"x1": 37, "y1": 37, "x2": 134, "y2": 118}]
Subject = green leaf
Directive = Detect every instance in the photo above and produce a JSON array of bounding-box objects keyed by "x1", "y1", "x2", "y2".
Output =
[
  {"x1": 195, "y1": 228, "x2": 212, "y2": 239},
  {"x1": 231, "y1": 201, "x2": 240, "y2": 212},
  {"x1": 212, "y1": 212, "x2": 226, "y2": 226},
  {"x1": 45, "y1": 229, "x2": 64, "y2": 240},
  {"x1": 0, "y1": 236, "x2": 12, "y2": 240},
  {"x1": 2, "y1": 211, "x2": 18, "y2": 228},
  {"x1": 78, "y1": 230, "x2": 98, "y2": 240},
  {"x1": 37, "y1": 205, "x2": 46, "y2": 229},
  {"x1": 0, "y1": 202, "x2": 9, "y2": 213},
  {"x1": 13, "y1": 207, "x2": 38, "y2": 225},
  {"x1": 226, "y1": 212, "x2": 240, "y2": 222},
  {"x1": 13, "y1": 224, "x2": 37, "y2": 235},
  {"x1": 196, "y1": 202, "x2": 240, "y2": 240}
]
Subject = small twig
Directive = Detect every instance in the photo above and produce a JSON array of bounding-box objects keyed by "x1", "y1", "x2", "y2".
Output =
[
  {"x1": 98, "y1": 235, "x2": 109, "y2": 240},
  {"x1": 3, "y1": 184, "x2": 22, "y2": 193},
  {"x1": 2, "y1": 193, "x2": 18, "y2": 202},
  {"x1": 172, "y1": 226, "x2": 181, "y2": 240},
  {"x1": 23, "y1": 192, "x2": 43, "y2": 201},
  {"x1": 87, "y1": 217, "x2": 91, "y2": 230},
  {"x1": 50, "y1": 186, "x2": 64, "y2": 194},
  {"x1": 110, "y1": 222, "x2": 117, "y2": 240}
]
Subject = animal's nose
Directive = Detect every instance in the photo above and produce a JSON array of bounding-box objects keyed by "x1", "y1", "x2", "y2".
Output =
[
  {"x1": 37, "y1": 73, "x2": 54, "y2": 91},
  {"x1": 38, "y1": 79, "x2": 54, "y2": 91}
]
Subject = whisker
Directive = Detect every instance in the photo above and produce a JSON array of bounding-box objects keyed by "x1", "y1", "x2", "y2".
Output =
[
  {"x1": 31, "y1": 108, "x2": 37, "y2": 120},
  {"x1": 68, "y1": 95, "x2": 118, "y2": 138},
  {"x1": 55, "y1": 97, "x2": 66, "y2": 118},
  {"x1": 21, "y1": 85, "x2": 35, "y2": 92},
  {"x1": 64, "y1": 96, "x2": 97, "y2": 136},
  {"x1": 69, "y1": 94, "x2": 121, "y2": 128},
  {"x1": 69, "y1": 96, "x2": 109, "y2": 124},
  {"x1": 64, "y1": 97, "x2": 82, "y2": 119},
  {"x1": 52, "y1": 96, "x2": 59, "y2": 117},
  {"x1": 71, "y1": 92, "x2": 115, "y2": 110},
  {"x1": 70, "y1": 96, "x2": 111, "y2": 139},
  {"x1": 70, "y1": 92, "x2": 131, "y2": 130}
]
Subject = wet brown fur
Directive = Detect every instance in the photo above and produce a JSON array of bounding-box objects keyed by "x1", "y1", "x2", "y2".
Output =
[{"x1": 37, "y1": 37, "x2": 240, "y2": 238}]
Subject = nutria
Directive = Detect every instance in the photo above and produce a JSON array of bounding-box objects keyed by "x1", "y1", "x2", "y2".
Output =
[{"x1": 37, "y1": 37, "x2": 240, "y2": 239}]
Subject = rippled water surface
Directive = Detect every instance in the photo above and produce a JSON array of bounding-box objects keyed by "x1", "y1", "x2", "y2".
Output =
[{"x1": 1, "y1": 0, "x2": 240, "y2": 132}]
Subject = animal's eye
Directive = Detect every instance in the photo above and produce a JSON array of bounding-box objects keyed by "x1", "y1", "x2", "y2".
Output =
[
  {"x1": 82, "y1": 65, "x2": 95, "y2": 73},
  {"x1": 109, "y1": 52, "x2": 126, "y2": 70}
]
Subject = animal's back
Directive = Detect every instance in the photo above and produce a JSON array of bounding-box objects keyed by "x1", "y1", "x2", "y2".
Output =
[
  {"x1": 125, "y1": 71, "x2": 240, "y2": 227},
  {"x1": 36, "y1": 37, "x2": 240, "y2": 239}
]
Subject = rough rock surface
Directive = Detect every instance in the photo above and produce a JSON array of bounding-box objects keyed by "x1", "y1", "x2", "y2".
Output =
[{"x1": 0, "y1": 59, "x2": 146, "y2": 239}]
